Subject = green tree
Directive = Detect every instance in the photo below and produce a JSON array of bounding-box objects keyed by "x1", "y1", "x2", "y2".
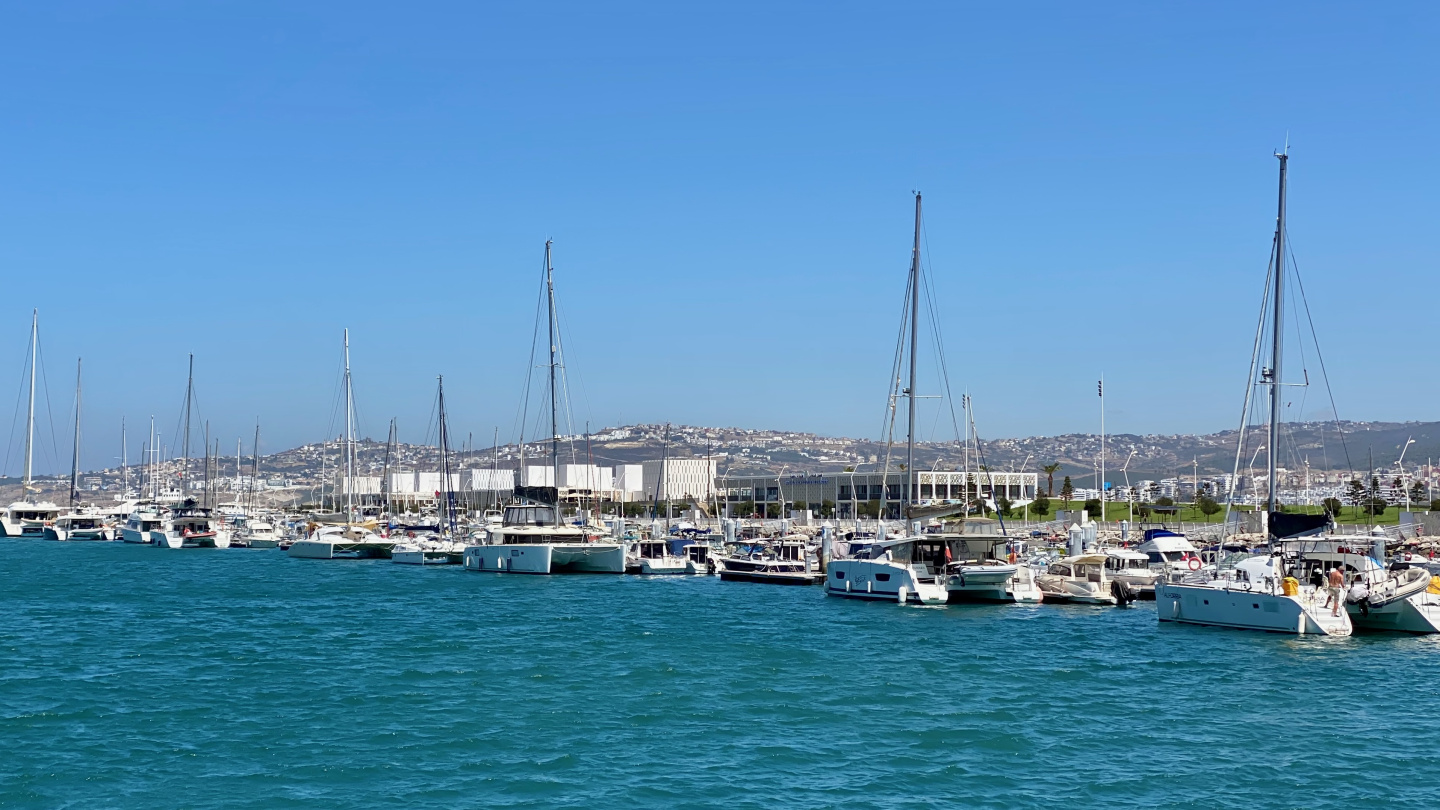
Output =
[
  {"x1": 1041, "y1": 463, "x2": 1062, "y2": 497},
  {"x1": 1156, "y1": 496, "x2": 1175, "y2": 507},
  {"x1": 1082, "y1": 497, "x2": 1102, "y2": 519},
  {"x1": 1345, "y1": 479, "x2": 1366, "y2": 518},
  {"x1": 820, "y1": 499, "x2": 835, "y2": 517},
  {"x1": 1030, "y1": 492, "x2": 1051, "y2": 518},
  {"x1": 1365, "y1": 497, "x2": 1388, "y2": 517},
  {"x1": 1060, "y1": 476, "x2": 1074, "y2": 506},
  {"x1": 1409, "y1": 480, "x2": 1427, "y2": 504},
  {"x1": 793, "y1": 500, "x2": 808, "y2": 512},
  {"x1": 1198, "y1": 496, "x2": 1222, "y2": 517},
  {"x1": 1321, "y1": 497, "x2": 1343, "y2": 517},
  {"x1": 1431, "y1": 498, "x2": 1440, "y2": 512},
  {"x1": 997, "y1": 496, "x2": 1014, "y2": 519}
]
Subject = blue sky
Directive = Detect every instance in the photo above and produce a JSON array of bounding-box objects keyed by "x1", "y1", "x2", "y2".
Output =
[{"x1": 1, "y1": 1, "x2": 1436, "y2": 473}]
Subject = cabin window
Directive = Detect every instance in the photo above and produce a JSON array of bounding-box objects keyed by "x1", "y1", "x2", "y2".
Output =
[
  {"x1": 875, "y1": 573, "x2": 891, "y2": 582},
  {"x1": 834, "y1": 570, "x2": 845, "y2": 579}
]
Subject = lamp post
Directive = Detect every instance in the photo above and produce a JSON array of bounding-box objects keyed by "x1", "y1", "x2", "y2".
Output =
[{"x1": 1399, "y1": 437, "x2": 1416, "y2": 511}]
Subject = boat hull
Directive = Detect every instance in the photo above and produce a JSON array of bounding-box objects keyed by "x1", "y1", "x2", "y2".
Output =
[
  {"x1": 287, "y1": 539, "x2": 395, "y2": 559},
  {"x1": 825, "y1": 559, "x2": 945, "y2": 603},
  {"x1": 42, "y1": 528, "x2": 111, "y2": 542},
  {"x1": 1156, "y1": 582, "x2": 1351, "y2": 635},
  {"x1": 120, "y1": 527, "x2": 166, "y2": 545},
  {"x1": 1349, "y1": 594, "x2": 1440, "y2": 634},
  {"x1": 464, "y1": 543, "x2": 626, "y2": 574},
  {"x1": 945, "y1": 564, "x2": 1043, "y2": 604}
]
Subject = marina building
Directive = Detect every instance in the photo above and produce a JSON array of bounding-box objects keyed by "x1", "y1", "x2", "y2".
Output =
[{"x1": 717, "y1": 470, "x2": 1038, "y2": 519}]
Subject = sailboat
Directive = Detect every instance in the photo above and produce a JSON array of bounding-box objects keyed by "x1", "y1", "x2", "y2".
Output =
[
  {"x1": 45, "y1": 359, "x2": 110, "y2": 541},
  {"x1": 153, "y1": 356, "x2": 229, "y2": 549},
  {"x1": 1, "y1": 311, "x2": 62, "y2": 537},
  {"x1": 463, "y1": 241, "x2": 625, "y2": 575},
  {"x1": 824, "y1": 195, "x2": 949, "y2": 605},
  {"x1": 288, "y1": 330, "x2": 391, "y2": 559},
  {"x1": 1155, "y1": 150, "x2": 1350, "y2": 635},
  {"x1": 393, "y1": 376, "x2": 466, "y2": 565}
]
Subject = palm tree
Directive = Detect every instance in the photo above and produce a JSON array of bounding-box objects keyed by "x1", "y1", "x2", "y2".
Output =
[{"x1": 1042, "y1": 463, "x2": 1062, "y2": 497}]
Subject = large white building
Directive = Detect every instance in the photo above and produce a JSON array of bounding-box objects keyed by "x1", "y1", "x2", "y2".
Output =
[{"x1": 642, "y1": 458, "x2": 718, "y2": 502}]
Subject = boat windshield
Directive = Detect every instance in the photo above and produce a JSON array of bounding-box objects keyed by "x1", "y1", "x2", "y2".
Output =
[{"x1": 504, "y1": 505, "x2": 557, "y2": 526}]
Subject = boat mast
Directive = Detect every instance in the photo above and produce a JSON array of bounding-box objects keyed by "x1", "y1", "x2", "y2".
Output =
[
  {"x1": 180, "y1": 354, "x2": 194, "y2": 499},
  {"x1": 121, "y1": 416, "x2": 128, "y2": 497},
  {"x1": 382, "y1": 418, "x2": 395, "y2": 515},
  {"x1": 251, "y1": 422, "x2": 261, "y2": 514},
  {"x1": 69, "y1": 358, "x2": 82, "y2": 507},
  {"x1": 1267, "y1": 150, "x2": 1288, "y2": 515},
  {"x1": 23, "y1": 310, "x2": 36, "y2": 498},
  {"x1": 546, "y1": 240, "x2": 560, "y2": 527},
  {"x1": 343, "y1": 329, "x2": 355, "y2": 524},
  {"x1": 905, "y1": 193, "x2": 921, "y2": 518},
  {"x1": 148, "y1": 416, "x2": 156, "y2": 500},
  {"x1": 438, "y1": 375, "x2": 455, "y2": 538}
]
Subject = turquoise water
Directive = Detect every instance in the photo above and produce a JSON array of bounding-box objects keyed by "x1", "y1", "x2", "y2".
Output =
[{"x1": 3, "y1": 542, "x2": 1438, "y2": 809}]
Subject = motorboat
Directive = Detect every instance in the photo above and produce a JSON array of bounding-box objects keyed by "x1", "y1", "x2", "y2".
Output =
[
  {"x1": 120, "y1": 507, "x2": 168, "y2": 544},
  {"x1": 239, "y1": 520, "x2": 282, "y2": 549},
  {"x1": 463, "y1": 503, "x2": 625, "y2": 574},
  {"x1": 1, "y1": 502, "x2": 63, "y2": 538},
  {"x1": 940, "y1": 531, "x2": 1043, "y2": 603},
  {"x1": 154, "y1": 500, "x2": 231, "y2": 549},
  {"x1": 42, "y1": 512, "x2": 111, "y2": 541},
  {"x1": 627, "y1": 538, "x2": 689, "y2": 575},
  {"x1": 1105, "y1": 548, "x2": 1159, "y2": 599},
  {"x1": 682, "y1": 542, "x2": 716, "y2": 575},
  {"x1": 392, "y1": 531, "x2": 465, "y2": 565},
  {"x1": 287, "y1": 523, "x2": 393, "y2": 559},
  {"x1": 825, "y1": 535, "x2": 946, "y2": 603},
  {"x1": 718, "y1": 537, "x2": 823, "y2": 586},
  {"x1": 1036, "y1": 554, "x2": 1131, "y2": 605},
  {"x1": 1135, "y1": 528, "x2": 1204, "y2": 576}
]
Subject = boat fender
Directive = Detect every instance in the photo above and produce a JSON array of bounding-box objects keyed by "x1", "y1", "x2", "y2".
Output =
[
  {"x1": 1281, "y1": 576, "x2": 1299, "y2": 596},
  {"x1": 1188, "y1": 556, "x2": 1202, "y2": 571},
  {"x1": 897, "y1": 586, "x2": 908, "y2": 604}
]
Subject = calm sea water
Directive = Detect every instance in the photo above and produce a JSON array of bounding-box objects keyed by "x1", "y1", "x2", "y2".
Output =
[{"x1": 2, "y1": 541, "x2": 1438, "y2": 809}]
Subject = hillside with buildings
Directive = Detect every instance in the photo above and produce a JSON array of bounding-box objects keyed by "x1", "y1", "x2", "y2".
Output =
[{"x1": 3, "y1": 420, "x2": 1436, "y2": 511}]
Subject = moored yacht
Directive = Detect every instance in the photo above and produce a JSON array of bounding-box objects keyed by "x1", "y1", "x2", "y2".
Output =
[
  {"x1": 1036, "y1": 553, "x2": 1129, "y2": 605},
  {"x1": 942, "y1": 529, "x2": 1043, "y2": 603},
  {"x1": 628, "y1": 538, "x2": 689, "y2": 575},
  {"x1": 1154, "y1": 150, "x2": 1353, "y2": 637},
  {"x1": 1105, "y1": 548, "x2": 1159, "y2": 599},
  {"x1": 288, "y1": 523, "x2": 392, "y2": 559},
  {"x1": 464, "y1": 503, "x2": 625, "y2": 574},
  {"x1": 1, "y1": 502, "x2": 63, "y2": 538},
  {"x1": 155, "y1": 500, "x2": 230, "y2": 549},
  {"x1": 121, "y1": 507, "x2": 168, "y2": 544},
  {"x1": 1283, "y1": 532, "x2": 1438, "y2": 634},
  {"x1": 43, "y1": 512, "x2": 111, "y2": 541},
  {"x1": 826, "y1": 535, "x2": 946, "y2": 603}
]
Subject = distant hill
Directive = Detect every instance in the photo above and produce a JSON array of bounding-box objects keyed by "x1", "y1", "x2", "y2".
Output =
[{"x1": 4, "y1": 420, "x2": 1434, "y2": 501}]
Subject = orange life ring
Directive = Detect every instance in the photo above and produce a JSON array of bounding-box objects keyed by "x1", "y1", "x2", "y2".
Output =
[{"x1": 1187, "y1": 556, "x2": 1202, "y2": 571}]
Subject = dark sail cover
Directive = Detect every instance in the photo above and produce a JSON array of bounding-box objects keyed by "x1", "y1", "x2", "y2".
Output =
[
  {"x1": 513, "y1": 485, "x2": 558, "y2": 505},
  {"x1": 1269, "y1": 512, "x2": 1330, "y2": 539}
]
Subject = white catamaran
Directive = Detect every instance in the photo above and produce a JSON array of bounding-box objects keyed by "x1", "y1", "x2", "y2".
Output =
[
  {"x1": 2, "y1": 311, "x2": 61, "y2": 538},
  {"x1": 1155, "y1": 150, "x2": 1350, "y2": 636},
  {"x1": 463, "y1": 240, "x2": 624, "y2": 575}
]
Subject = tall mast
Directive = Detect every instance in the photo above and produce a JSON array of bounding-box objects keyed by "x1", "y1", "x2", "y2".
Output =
[
  {"x1": 438, "y1": 376, "x2": 456, "y2": 538},
  {"x1": 121, "y1": 416, "x2": 128, "y2": 497},
  {"x1": 23, "y1": 310, "x2": 36, "y2": 497},
  {"x1": 382, "y1": 418, "x2": 395, "y2": 515},
  {"x1": 203, "y1": 421, "x2": 211, "y2": 507},
  {"x1": 1267, "y1": 150, "x2": 1288, "y2": 514},
  {"x1": 252, "y1": 422, "x2": 261, "y2": 513},
  {"x1": 181, "y1": 354, "x2": 194, "y2": 497},
  {"x1": 546, "y1": 240, "x2": 560, "y2": 526},
  {"x1": 906, "y1": 193, "x2": 921, "y2": 514},
  {"x1": 148, "y1": 416, "x2": 156, "y2": 500},
  {"x1": 343, "y1": 329, "x2": 354, "y2": 523},
  {"x1": 69, "y1": 358, "x2": 82, "y2": 507}
]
